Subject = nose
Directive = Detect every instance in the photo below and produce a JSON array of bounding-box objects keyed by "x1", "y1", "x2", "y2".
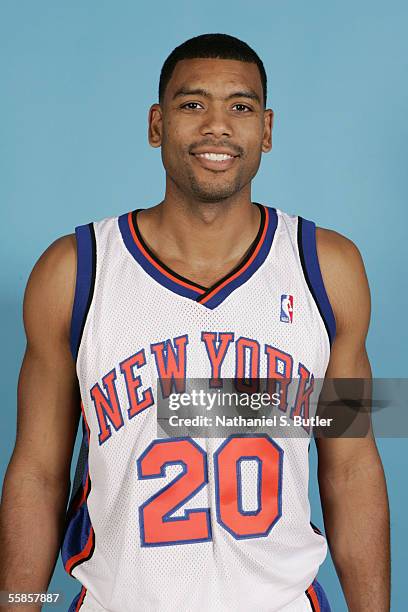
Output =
[{"x1": 199, "y1": 104, "x2": 232, "y2": 138}]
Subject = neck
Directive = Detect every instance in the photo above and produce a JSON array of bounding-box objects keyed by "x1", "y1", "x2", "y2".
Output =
[{"x1": 138, "y1": 183, "x2": 261, "y2": 269}]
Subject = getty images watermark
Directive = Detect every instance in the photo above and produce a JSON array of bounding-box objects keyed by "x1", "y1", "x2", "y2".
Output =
[{"x1": 155, "y1": 378, "x2": 408, "y2": 439}]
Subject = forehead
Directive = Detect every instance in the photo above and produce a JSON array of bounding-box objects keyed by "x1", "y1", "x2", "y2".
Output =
[{"x1": 165, "y1": 58, "x2": 263, "y2": 100}]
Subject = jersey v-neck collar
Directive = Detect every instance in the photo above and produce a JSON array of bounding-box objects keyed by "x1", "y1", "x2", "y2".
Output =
[{"x1": 118, "y1": 203, "x2": 278, "y2": 309}]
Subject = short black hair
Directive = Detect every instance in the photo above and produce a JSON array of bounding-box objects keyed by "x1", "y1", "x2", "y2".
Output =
[{"x1": 159, "y1": 33, "x2": 267, "y2": 107}]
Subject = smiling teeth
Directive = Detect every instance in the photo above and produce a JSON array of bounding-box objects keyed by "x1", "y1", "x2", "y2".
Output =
[{"x1": 197, "y1": 153, "x2": 233, "y2": 161}]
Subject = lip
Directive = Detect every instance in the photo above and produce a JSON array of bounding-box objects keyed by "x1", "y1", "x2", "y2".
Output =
[
  {"x1": 191, "y1": 148, "x2": 240, "y2": 157},
  {"x1": 190, "y1": 150, "x2": 239, "y2": 172}
]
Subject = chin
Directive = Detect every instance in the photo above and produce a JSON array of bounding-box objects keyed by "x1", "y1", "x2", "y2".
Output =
[
  {"x1": 189, "y1": 180, "x2": 242, "y2": 203},
  {"x1": 191, "y1": 189, "x2": 239, "y2": 203}
]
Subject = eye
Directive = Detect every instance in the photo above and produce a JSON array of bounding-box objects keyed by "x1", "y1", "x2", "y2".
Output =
[
  {"x1": 180, "y1": 102, "x2": 204, "y2": 110},
  {"x1": 232, "y1": 103, "x2": 252, "y2": 112}
]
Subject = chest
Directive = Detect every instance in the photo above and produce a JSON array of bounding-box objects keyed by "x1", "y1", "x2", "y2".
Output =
[{"x1": 78, "y1": 208, "x2": 331, "y2": 399}]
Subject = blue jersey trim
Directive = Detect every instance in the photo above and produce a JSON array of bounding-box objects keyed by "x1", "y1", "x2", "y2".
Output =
[
  {"x1": 68, "y1": 589, "x2": 83, "y2": 612},
  {"x1": 311, "y1": 578, "x2": 332, "y2": 611},
  {"x1": 70, "y1": 223, "x2": 96, "y2": 361},
  {"x1": 61, "y1": 416, "x2": 95, "y2": 575},
  {"x1": 68, "y1": 586, "x2": 87, "y2": 612},
  {"x1": 298, "y1": 217, "x2": 336, "y2": 347}
]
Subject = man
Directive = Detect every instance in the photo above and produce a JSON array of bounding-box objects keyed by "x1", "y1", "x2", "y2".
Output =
[{"x1": 0, "y1": 33, "x2": 390, "y2": 611}]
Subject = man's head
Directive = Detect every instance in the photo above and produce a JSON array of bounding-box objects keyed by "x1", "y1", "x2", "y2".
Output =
[{"x1": 149, "y1": 33, "x2": 273, "y2": 204}]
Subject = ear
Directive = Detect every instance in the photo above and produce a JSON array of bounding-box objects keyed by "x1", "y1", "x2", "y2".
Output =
[
  {"x1": 261, "y1": 108, "x2": 274, "y2": 153},
  {"x1": 148, "y1": 103, "x2": 163, "y2": 148}
]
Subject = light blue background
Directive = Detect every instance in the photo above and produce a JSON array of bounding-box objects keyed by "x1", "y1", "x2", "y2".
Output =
[{"x1": 1, "y1": 1, "x2": 407, "y2": 609}]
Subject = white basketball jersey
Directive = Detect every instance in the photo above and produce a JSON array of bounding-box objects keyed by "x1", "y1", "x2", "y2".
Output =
[{"x1": 61, "y1": 203, "x2": 335, "y2": 612}]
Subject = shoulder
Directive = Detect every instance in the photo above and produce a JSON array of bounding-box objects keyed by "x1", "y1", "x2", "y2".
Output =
[
  {"x1": 26, "y1": 234, "x2": 77, "y2": 297},
  {"x1": 315, "y1": 226, "x2": 367, "y2": 282},
  {"x1": 315, "y1": 226, "x2": 365, "y2": 276},
  {"x1": 315, "y1": 226, "x2": 371, "y2": 334},
  {"x1": 31, "y1": 233, "x2": 76, "y2": 272},
  {"x1": 24, "y1": 234, "x2": 77, "y2": 341}
]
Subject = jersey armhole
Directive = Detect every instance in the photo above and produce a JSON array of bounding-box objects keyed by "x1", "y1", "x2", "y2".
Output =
[
  {"x1": 297, "y1": 217, "x2": 336, "y2": 348},
  {"x1": 70, "y1": 223, "x2": 97, "y2": 361}
]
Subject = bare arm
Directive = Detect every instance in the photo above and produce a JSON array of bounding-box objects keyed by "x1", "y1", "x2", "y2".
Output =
[
  {"x1": 0, "y1": 235, "x2": 80, "y2": 609},
  {"x1": 315, "y1": 228, "x2": 390, "y2": 611}
]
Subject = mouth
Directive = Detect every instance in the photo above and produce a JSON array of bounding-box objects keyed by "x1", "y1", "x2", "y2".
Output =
[{"x1": 190, "y1": 151, "x2": 239, "y2": 172}]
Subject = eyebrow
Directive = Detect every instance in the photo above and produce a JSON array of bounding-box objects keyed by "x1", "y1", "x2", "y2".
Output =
[{"x1": 172, "y1": 87, "x2": 261, "y2": 104}]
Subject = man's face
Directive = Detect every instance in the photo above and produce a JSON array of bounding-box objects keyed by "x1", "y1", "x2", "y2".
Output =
[{"x1": 149, "y1": 58, "x2": 273, "y2": 203}]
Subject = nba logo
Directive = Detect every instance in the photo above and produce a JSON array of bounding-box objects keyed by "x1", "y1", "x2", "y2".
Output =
[{"x1": 280, "y1": 294, "x2": 294, "y2": 323}]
